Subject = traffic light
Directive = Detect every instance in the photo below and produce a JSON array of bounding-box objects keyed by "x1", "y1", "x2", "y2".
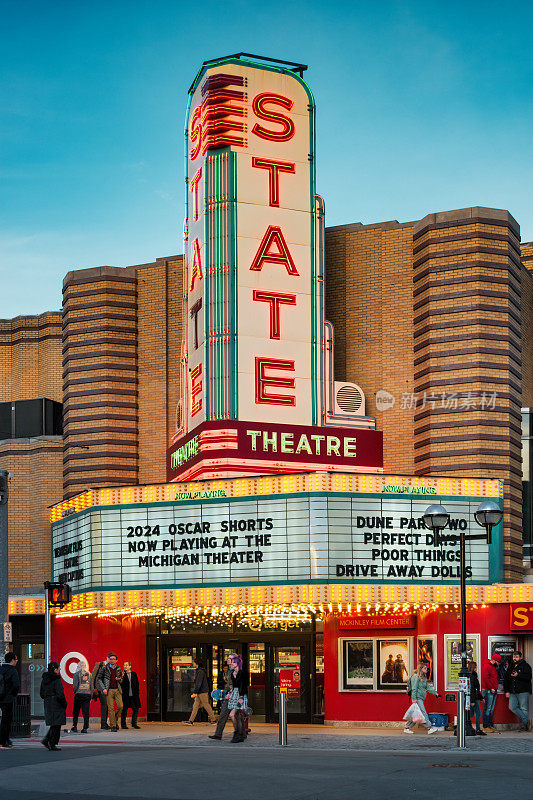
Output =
[
  {"x1": 0, "y1": 471, "x2": 9, "y2": 506},
  {"x1": 44, "y1": 582, "x2": 72, "y2": 607}
]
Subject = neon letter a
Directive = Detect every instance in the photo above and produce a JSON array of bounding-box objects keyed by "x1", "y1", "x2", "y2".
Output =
[{"x1": 250, "y1": 226, "x2": 299, "y2": 276}]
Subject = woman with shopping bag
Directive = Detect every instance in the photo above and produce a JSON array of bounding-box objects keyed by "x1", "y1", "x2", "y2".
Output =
[{"x1": 403, "y1": 662, "x2": 442, "y2": 735}]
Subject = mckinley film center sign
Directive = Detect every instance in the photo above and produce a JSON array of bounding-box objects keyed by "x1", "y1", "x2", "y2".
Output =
[{"x1": 51, "y1": 493, "x2": 497, "y2": 592}]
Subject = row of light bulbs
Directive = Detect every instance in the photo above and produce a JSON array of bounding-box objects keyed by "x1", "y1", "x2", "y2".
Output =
[{"x1": 56, "y1": 601, "x2": 488, "y2": 621}]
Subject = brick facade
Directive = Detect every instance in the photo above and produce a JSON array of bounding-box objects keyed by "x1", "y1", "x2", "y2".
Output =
[{"x1": 2, "y1": 207, "x2": 531, "y2": 586}]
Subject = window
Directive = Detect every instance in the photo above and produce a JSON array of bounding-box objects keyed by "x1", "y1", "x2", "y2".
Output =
[
  {"x1": 340, "y1": 637, "x2": 413, "y2": 691},
  {"x1": 0, "y1": 399, "x2": 62, "y2": 441}
]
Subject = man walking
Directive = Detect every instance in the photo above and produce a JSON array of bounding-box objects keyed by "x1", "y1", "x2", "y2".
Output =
[
  {"x1": 91, "y1": 656, "x2": 110, "y2": 730},
  {"x1": 120, "y1": 661, "x2": 141, "y2": 729},
  {"x1": 504, "y1": 650, "x2": 532, "y2": 731},
  {"x1": 97, "y1": 652, "x2": 123, "y2": 732},
  {"x1": 481, "y1": 652, "x2": 501, "y2": 732},
  {"x1": 184, "y1": 659, "x2": 216, "y2": 725},
  {"x1": 0, "y1": 652, "x2": 20, "y2": 748}
]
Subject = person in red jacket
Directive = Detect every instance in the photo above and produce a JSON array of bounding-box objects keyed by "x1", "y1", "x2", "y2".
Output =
[{"x1": 481, "y1": 653, "x2": 501, "y2": 732}]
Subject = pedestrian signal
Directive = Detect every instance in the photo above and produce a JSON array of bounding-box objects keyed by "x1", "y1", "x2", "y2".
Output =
[{"x1": 45, "y1": 582, "x2": 72, "y2": 607}]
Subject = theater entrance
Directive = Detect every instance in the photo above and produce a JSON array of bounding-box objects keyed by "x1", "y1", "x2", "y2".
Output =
[
  {"x1": 146, "y1": 616, "x2": 322, "y2": 723},
  {"x1": 162, "y1": 639, "x2": 311, "y2": 723}
]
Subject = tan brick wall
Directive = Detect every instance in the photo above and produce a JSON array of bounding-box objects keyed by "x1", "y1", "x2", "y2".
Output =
[
  {"x1": 62, "y1": 266, "x2": 139, "y2": 496},
  {"x1": 0, "y1": 438, "x2": 63, "y2": 590},
  {"x1": 0, "y1": 313, "x2": 62, "y2": 402},
  {"x1": 137, "y1": 256, "x2": 184, "y2": 485},
  {"x1": 325, "y1": 221, "x2": 416, "y2": 475}
]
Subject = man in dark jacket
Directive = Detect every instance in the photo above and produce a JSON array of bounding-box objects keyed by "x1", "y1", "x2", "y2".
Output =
[
  {"x1": 0, "y1": 652, "x2": 20, "y2": 748},
  {"x1": 184, "y1": 659, "x2": 216, "y2": 725},
  {"x1": 91, "y1": 657, "x2": 110, "y2": 730},
  {"x1": 40, "y1": 661, "x2": 67, "y2": 751},
  {"x1": 97, "y1": 652, "x2": 123, "y2": 732},
  {"x1": 120, "y1": 661, "x2": 141, "y2": 729},
  {"x1": 504, "y1": 650, "x2": 532, "y2": 731}
]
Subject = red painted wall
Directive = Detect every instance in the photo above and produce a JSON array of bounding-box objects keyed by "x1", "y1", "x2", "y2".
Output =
[
  {"x1": 51, "y1": 615, "x2": 147, "y2": 718},
  {"x1": 324, "y1": 604, "x2": 518, "y2": 724}
]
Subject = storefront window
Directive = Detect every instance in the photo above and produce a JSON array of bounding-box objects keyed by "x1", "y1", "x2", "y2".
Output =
[
  {"x1": 341, "y1": 637, "x2": 413, "y2": 691},
  {"x1": 315, "y1": 631, "x2": 324, "y2": 715},
  {"x1": 20, "y1": 643, "x2": 45, "y2": 716}
]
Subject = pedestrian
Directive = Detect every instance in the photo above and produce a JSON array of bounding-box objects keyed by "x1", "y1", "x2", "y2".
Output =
[
  {"x1": 184, "y1": 659, "x2": 216, "y2": 725},
  {"x1": 468, "y1": 661, "x2": 486, "y2": 736},
  {"x1": 481, "y1": 652, "x2": 501, "y2": 732},
  {"x1": 504, "y1": 650, "x2": 532, "y2": 731},
  {"x1": 97, "y1": 652, "x2": 123, "y2": 732},
  {"x1": 226, "y1": 653, "x2": 249, "y2": 743},
  {"x1": 40, "y1": 661, "x2": 67, "y2": 751},
  {"x1": 403, "y1": 662, "x2": 441, "y2": 735},
  {"x1": 209, "y1": 656, "x2": 233, "y2": 741},
  {"x1": 71, "y1": 659, "x2": 93, "y2": 733},
  {"x1": 91, "y1": 656, "x2": 110, "y2": 730},
  {"x1": 0, "y1": 652, "x2": 20, "y2": 749},
  {"x1": 216, "y1": 663, "x2": 229, "y2": 712},
  {"x1": 120, "y1": 661, "x2": 141, "y2": 729}
]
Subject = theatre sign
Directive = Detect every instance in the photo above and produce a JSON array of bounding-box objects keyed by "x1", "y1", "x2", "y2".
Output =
[{"x1": 168, "y1": 54, "x2": 382, "y2": 480}]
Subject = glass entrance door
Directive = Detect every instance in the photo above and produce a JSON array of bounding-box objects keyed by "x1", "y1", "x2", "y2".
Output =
[
  {"x1": 166, "y1": 647, "x2": 195, "y2": 718},
  {"x1": 248, "y1": 643, "x2": 266, "y2": 719},
  {"x1": 271, "y1": 644, "x2": 310, "y2": 723}
]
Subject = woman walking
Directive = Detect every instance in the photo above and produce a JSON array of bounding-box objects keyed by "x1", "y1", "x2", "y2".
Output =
[
  {"x1": 403, "y1": 662, "x2": 441, "y2": 735},
  {"x1": 227, "y1": 654, "x2": 249, "y2": 743},
  {"x1": 40, "y1": 661, "x2": 68, "y2": 751},
  {"x1": 468, "y1": 661, "x2": 486, "y2": 736},
  {"x1": 71, "y1": 659, "x2": 93, "y2": 733}
]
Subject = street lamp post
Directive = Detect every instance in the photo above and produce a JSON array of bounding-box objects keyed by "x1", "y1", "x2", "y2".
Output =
[{"x1": 422, "y1": 500, "x2": 502, "y2": 749}]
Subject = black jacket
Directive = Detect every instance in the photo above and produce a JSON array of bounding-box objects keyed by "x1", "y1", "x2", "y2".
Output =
[
  {"x1": 229, "y1": 668, "x2": 248, "y2": 697},
  {"x1": 504, "y1": 659, "x2": 532, "y2": 695},
  {"x1": 0, "y1": 663, "x2": 20, "y2": 704},
  {"x1": 193, "y1": 666, "x2": 210, "y2": 694},
  {"x1": 120, "y1": 670, "x2": 141, "y2": 709},
  {"x1": 469, "y1": 670, "x2": 482, "y2": 701},
  {"x1": 40, "y1": 672, "x2": 67, "y2": 726}
]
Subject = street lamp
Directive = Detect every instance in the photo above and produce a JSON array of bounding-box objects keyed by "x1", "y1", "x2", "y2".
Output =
[
  {"x1": 422, "y1": 500, "x2": 503, "y2": 748},
  {"x1": 474, "y1": 500, "x2": 503, "y2": 545},
  {"x1": 422, "y1": 504, "x2": 450, "y2": 544}
]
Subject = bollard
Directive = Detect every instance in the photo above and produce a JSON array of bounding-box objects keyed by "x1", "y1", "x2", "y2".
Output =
[
  {"x1": 456, "y1": 687, "x2": 466, "y2": 749},
  {"x1": 279, "y1": 688, "x2": 288, "y2": 746}
]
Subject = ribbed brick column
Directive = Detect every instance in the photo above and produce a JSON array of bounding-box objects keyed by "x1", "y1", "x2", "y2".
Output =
[
  {"x1": 62, "y1": 266, "x2": 138, "y2": 497},
  {"x1": 412, "y1": 207, "x2": 523, "y2": 580}
]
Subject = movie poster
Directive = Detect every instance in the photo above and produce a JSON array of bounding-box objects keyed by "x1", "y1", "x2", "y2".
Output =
[
  {"x1": 417, "y1": 637, "x2": 435, "y2": 686},
  {"x1": 445, "y1": 635, "x2": 479, "y2": 689},
  {"x1": 377, "y1": 639, "x2": 409, "y2": 690},
  {"x1": 343, "y1": 640, "x2": 373, "y2": 689}
]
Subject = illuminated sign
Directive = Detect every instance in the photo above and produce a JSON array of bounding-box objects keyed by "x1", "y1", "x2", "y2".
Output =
[
  {"x1": 167, "y1": 420, "x2": 383, "y2": 481},
  {"x1": 510, "y1": 604, "x2": 533, "y2": 630},
  {"x1": 337, "y1": 614, "x2": 416, "y2": 630},
  {"x1": 169, "y1": 54, "x2": 380, "y2": 481},
  {"x1": 51, "y1": 493, "x2": 500, "y2": 592}
]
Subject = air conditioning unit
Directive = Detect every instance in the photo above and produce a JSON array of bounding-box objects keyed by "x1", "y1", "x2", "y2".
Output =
[{"x1": 334, "y1": 382, "x2": 365, "y2": 416}]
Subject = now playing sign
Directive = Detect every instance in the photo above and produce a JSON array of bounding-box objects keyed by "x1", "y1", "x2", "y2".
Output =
[{"x1": 51, "y1": 491, "x2": 501, "y2": 592}]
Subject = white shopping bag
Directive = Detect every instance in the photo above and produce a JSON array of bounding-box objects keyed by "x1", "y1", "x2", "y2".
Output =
[{"x1": 403, "y1": 702, "x2": 425, "y2": 724}]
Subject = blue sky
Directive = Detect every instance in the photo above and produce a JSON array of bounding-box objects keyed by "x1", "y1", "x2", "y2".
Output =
[{"x1": 2, "y1": 0, "x2": 532, "y2": 317}]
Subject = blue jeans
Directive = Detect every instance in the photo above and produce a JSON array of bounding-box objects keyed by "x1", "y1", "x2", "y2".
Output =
[
  {"x1": 509, "y1": 692, "x2": 529, "y2": 726},
  {"x1": 482, "y1": 690, "x2": 497, "y2": 728},
  {"x1": 470, "y1": 699, "x2": 481, "y2": 730}
]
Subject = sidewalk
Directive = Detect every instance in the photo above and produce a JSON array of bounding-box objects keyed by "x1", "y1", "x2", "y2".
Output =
[{"x1": 25, "y1": 720, "x2": 533, "y2": 753}]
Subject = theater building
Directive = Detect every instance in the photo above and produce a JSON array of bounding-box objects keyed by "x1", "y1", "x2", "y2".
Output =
[{"x1": 3, "y1": 53, "x2": 533, "y2": 724}]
